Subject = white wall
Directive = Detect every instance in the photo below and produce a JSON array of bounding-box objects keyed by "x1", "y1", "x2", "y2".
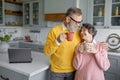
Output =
[
  {"x1": 0, "y1": 24, "x2": 120, "y2": 48},
  {"x1": 21, "y1": 22, "x2": 120, "y2": 46},
  {"x1": 21, "y1": 27, "x2": 51, "y2": 43},
  {"x1": 79, "y1": 0, "x2": 88, "y2": 23},
  {"x1": 21, "y1": 21, "x2": 62, "y2": 43},
  {"x1": 95, "y1": 29, "x2": 120, "y2": 51},
  {"x1": 95, "y1": 29, "x2": 120, "y2": 42}
]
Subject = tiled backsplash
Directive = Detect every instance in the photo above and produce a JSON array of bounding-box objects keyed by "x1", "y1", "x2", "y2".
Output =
[
  {"x1": 0, "y1": 27, "x2": 22, "y2": 40},
  {"x1": 0, "y1": 24, "x2": 120, "y2": 46},
  {"x1": 21, "y1": 27, "x2": 51, "y2": 43},
  {"x1": 21, "y1": 21, "x2": 61, "y2": 43}
]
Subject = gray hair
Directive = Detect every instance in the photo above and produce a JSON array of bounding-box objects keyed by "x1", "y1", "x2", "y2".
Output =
[{"x1": 66, "y1": 7, "x2": 82, "y2": 17}]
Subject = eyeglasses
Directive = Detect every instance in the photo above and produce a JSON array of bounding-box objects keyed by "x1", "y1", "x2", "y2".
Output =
[{"x1": 69, "y1": 16, "x2": 83, "y2": 24}]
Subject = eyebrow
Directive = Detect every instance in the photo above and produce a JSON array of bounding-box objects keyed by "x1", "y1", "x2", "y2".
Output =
[{"x1": 69, "y1": 16, "x2": 83, "y2": 23}]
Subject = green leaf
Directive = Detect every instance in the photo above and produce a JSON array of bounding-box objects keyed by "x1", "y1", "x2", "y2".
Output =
[{"x1": 0, "y1": 35, "x2": 12, "y2": 42}]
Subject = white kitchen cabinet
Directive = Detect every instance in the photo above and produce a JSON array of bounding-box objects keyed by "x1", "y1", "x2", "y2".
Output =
[
  {"x1": 23, "y1": 0, "x2": 46, "y2": 27},
  {"x1": 44, "y1": 0, "x2": 79, "y2": 13},
  {"x1": 0, "y1": 0, "x2": 5, "y2": 25},
  {"x1": 9, "y1": 42, "x2": 19, "y2": 48},
  {"x1": 0, "y1": 66, "x2": 28, "y2": 80},
  {"x1": 0, "y1": 66, "x2": 48, "y2": 80},
  {"x1": 5, "y1": 0, "x2": 23, "y2": 26},
  {"x1": 87, "y1": 0, "x2": 120, "y2": 29},
  {"x1": 19, "y1": 42, "x2": 44, "y2": 53},
  {"x1": 44, "y1": 0, "x2": 88, "y2": 21},
  {"x1": 8, "y1": 41, "x2": 44, "y2": 52},
  {"x1": 44, "y1": 0, "x2": 88, "y2": 22},
  {"x1": 0, "y1": 52, "x2": 49, "y2": 80},
  {"x1": 32, "y1": 44, "x2": 44, "y2": 53},
  {"x1": 104, "y1": 53, "x2": 120, "y2": 80}
]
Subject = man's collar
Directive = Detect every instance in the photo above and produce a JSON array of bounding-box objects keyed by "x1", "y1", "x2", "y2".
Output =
[{"x1": 62, "y1": 23, "x2": 68, "y2": 30}]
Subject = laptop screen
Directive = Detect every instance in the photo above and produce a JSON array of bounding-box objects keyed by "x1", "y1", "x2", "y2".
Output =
[{"x1": 8, "y1": 48, "x2": 32, "y2": 63}]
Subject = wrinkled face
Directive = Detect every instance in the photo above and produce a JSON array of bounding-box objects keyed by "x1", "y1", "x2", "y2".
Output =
[
  {"x1": 67, "y1": 14, "x2": 82, "y2": 32},
  {"x1": 80, "y1": 27, "x2": 93, "y2": 42}
]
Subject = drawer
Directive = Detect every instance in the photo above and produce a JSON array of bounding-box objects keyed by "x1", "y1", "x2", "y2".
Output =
[
  {"x1": 104, "y1": 72, "x2": 117, "y2": 80},
  {"x1": 0, "y1": 66, "x2": 28, "y2": 80},
  {"x1": 32, "y1": 45, "x2": 43, "y2": 53},
  {"x1": 19, "y1": 42, "x2": 44, "y2": 52},
  {"x1": 9, "y1": 43, "x2": 19, "y2": 48},
  {"x1": 19, "y1": 43, "x2": 32, "y2": 48}
]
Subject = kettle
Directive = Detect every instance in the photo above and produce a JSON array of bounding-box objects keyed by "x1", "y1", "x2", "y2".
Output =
[{"x1": 24, "y1": 35, "x2": 30, "y2": 41}]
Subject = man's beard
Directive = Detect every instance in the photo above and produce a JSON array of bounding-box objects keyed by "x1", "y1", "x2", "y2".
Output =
[{"x1": 67, "y1": 23, "x2": 79, "y2": 32}]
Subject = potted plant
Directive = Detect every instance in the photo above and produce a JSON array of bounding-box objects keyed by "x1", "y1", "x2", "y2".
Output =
[
  {"x1": 0, "y1": 34, "x2": 12, "y2": 53},
  {"x1": 0, "y1": 34, "x2": 12, "y2": 42}
]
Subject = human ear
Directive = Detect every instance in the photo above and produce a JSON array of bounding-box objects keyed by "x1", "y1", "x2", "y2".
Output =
[{"x1": 66, "y1": 16, "x2": 71, "y2": 23}]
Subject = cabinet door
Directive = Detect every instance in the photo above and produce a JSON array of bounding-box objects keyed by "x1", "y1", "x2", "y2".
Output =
[
  {"x1": 33, "y1": 45, "x2": 43, "y2": 53},
  {"x1": 23, "y1": 2, "x2": 31, "y2": 26},
  {"x1": 19, "y1": 43, "x2": 32, "y2": 48},
  {"x1": 0, "y1": 0, "x2": 4, "y2": 25},
  {"x1": 0, "y1": 66, "x2": 28, "y2": 80},
  {"x1": 88, "y1": 0, "x2": 106, "y2": 28},
  {"x1": 9, "y1": 43, "x2": 19, "y2": 48},
  {"x1": 104, "y1": 54, "x2": 120, "y2": 80},
  {"x1": 104, "y1": 72, "x2": 117, "y2": 80},
  {"x1": 93, "y1": 0, "x2": 105, "y2": 26},
  {"x1": 32, "y1": 2, "x2": 39, "y2": 26},
  {"x1": 23, "y1": 0, "x2": 46, "y2": 27},
  {"x1": 19, "y1": 42, "x2": 44, "y2": 52},
  {"x1": 105, "y1": 0, "x2": 120, "y2": 29},
  {"x1": 111, "y1": 0, "x2": 120, "y2": 27},
  {"x1": 88, "y1": 0, "x2": 120, "y2": 29}
]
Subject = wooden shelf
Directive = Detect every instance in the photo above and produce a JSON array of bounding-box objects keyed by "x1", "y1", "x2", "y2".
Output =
[
  {"x1": 5, "y1": 0, "x2": 22, "y2": 5},
  {"x1": 5, "y1": 10, "x2": 22, "y2": 16},
  {"x1": 5, "y1": 25, "x2": 23, "y2": 27},
  {"x1": 45, "y1": 13, "x2": 66, "y2": 21}
]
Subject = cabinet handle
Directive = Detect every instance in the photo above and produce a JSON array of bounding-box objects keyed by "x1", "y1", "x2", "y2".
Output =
[
  {"x1": 107, "y1": 26, "x2": 109, "y2": 29},
  {"x1": 104, "y1": 26, "x2": 106, "y2": 28},
  {"x1": 0, "y1": 75, "x2": 9, "y2": 80}
]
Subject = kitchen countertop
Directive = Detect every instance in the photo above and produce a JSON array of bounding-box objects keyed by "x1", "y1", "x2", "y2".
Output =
[
  {"x1": 9, "y1": 40, "x2": 45, "y2": 45},
  {"x1": 20, "y1": 41, "x2": 44, "y2": 45},
  {"x1": 0, "y1": 51, "x2": 49, "y2": 77},
  {"x1": 0, "y1": 45, "x2": 119, "y2": 77}
]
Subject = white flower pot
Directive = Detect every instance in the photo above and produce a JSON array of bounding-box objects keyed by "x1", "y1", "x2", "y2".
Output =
[{"x1": 0, "y1": 41, "x2": 9, "y2": 53}]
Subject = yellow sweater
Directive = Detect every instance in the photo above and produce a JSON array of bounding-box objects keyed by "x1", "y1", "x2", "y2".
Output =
[{"x1": 44, "y1": 24, "x2": 81, "y2": 73}]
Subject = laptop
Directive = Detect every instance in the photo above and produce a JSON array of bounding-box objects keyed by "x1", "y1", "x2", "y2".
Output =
[{"x1": 8, "y1": 48, "x2": 32, "y2": 63}]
